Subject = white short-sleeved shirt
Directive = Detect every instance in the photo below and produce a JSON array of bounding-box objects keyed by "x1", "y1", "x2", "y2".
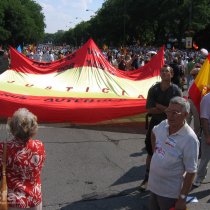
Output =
[
  {"x1": 200, "y1": 92, "x2": 210, "y2": 130},
  {"x1": 148, "y1": 120, "x2": 199, "y2": 198}
]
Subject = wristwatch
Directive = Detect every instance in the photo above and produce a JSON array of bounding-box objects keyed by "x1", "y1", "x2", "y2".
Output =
[{"x1": 179, "y1": 194, "x2": 187, "y2": 200}]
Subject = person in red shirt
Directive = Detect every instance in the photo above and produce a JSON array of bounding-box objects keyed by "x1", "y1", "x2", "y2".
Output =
[{"x1": 0, "y1": 108, "x2": 46, "y2": 209}]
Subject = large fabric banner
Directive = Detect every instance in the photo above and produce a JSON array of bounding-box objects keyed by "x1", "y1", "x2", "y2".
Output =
[
  {"x1": 189, "y1": 54, "x2": 210, "y2": 112},
  {"x1": 0, "y1": 39, "x2": 164, "y2": 124}
]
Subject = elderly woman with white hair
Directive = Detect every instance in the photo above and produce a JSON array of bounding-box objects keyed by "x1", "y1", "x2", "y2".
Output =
[{"x1": 0, "y1": 108, "x2": 46, "y2": 210}]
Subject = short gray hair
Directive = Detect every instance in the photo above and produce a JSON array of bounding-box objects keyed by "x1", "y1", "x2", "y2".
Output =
[
  {"x1": 170, "y1": 96, "x2": 190, "y2": 114},
  {"x1": 8, "y1": 108, "x2": 38, "y2": 142}
]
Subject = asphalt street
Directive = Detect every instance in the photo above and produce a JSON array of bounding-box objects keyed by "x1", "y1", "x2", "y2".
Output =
[
  {"x1": 1, "y1": 122, "x2": 210, "y2": 210},
  {"x1": 35, "y1": 123, "x2": 210, "y2": 210}
]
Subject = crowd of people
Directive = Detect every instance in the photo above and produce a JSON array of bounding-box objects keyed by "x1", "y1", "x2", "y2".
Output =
[
  {"x1": 0, "y1": 42, "x2": 209, "y2": 210},
  {"x1": 1, "y1": 42, "x2": 207, "y2": 87},
  {"x1": 23, "y1": 44, "x2": 73, "y2": 63},
  {"x1": 139, "y1": 48, "x2": 210, "y2": 210},
  {"x1": 1, "y1": 43, "x2": 203, "y2": 96},
  {"x1": 22, "y1": 44, "x2": 207, "y2": 92}
]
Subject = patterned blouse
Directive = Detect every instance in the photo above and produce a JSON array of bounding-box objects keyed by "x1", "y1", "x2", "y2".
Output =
[{"x1": 0, "y1": 138, "x2": 46, "y2": 208}]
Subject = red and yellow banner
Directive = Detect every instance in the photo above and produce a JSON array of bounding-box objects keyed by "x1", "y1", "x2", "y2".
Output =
[
  {"x1": 0, "y1": 39, "x2": 164, "y2": 124},
  {"x1": 189, "y1": 54, "x2": 210, "y2": 112}
]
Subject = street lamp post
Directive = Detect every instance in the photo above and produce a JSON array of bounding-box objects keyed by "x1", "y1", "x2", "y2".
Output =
[
  {"x1": 189, "y1": 0, "x2": 192, "y2": 28},
  {"x1": 68, "y1": 21, "x2": 77, "y2": 47},
  {"x1": 186, "y1": 0, "x2": 194, "y2": 49},
  {"x1": 86, "y1": 9, "x2": 96, "y2": 19},
  {"x1": 123, "y1": 0, "x2": 126, "y2": 46},
  {"x1": 75, "y1": 17, "x2": 83, "y2": 47},
  {"x1": 75, "y1": 17, "x2": 83, "y2": 22},
  {"x1": 86, "y1": 9, "x2": 94, "y2": 12},
  {"x1": 66, "y1": 21, "x2": 73, "y2": 29}
]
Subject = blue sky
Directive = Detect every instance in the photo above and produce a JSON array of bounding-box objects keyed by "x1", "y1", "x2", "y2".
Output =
[{"x1": 34, "y1": 0, "x2": 105, "y2": 33}]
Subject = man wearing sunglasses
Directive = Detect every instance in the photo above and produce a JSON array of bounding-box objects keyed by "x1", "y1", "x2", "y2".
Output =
[{"x1": 148, "y1": 96, "x2": 199, "y2": 210}]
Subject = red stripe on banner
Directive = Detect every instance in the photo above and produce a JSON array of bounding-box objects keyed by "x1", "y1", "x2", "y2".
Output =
[
  {"x1": 0, "y1": 91, "x2": 147, "y2": 123},
  {"x1": 189, "y1": 83, "x2": 202, "y2": 113},
  {"x1": 4, "y1": 39, "x2": 165, "y2": 124},
  {"x1": 9, "y1": 39, "x2": 164, "y2": 81}
]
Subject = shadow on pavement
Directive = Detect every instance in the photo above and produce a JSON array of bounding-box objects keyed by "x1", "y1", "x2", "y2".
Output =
[
  {"x1": 130, "y1": 148, "x2": 147, "y2": 157},
  {"x1": 111, "y1": 165, "x2": 146, "y2": 186},
  {"x1": 67, "y1": 123, "x2": 147, "y2": 135},
  {"x1": 190, "y1": 188, "x2": 210, "y2": 203},
  {"x1": 60, "y1": 187, "x2": 150, "y2": 210},
  {"x1": 60, "y1": 163, "x2": 149, "y2": 210}
]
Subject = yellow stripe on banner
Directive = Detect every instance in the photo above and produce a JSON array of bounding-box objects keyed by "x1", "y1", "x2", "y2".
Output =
[
  {"x1": 194, "y1": 58, "x2": 210, "y2": 96},
  {"x1": 0, "y1": 82, "x2": 132, "y2": 98},
  {"x1": 0, "y1": 67, "x2": 160, "y2": 98}
]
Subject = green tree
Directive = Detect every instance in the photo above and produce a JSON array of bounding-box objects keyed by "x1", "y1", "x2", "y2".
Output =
[
  {"x1": 0, "y1": 0, "x2": 45, "y2": 47},
  {"x1": 61, "y1": 0, "x2": 210, "y2": 48},
  {"x1": 2, "y1": 0, "x2": 210, "y2": 48}
]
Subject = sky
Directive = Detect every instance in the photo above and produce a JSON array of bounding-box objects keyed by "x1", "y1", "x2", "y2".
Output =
[{"x1": 34, "y1": 0, "x2": 105, "y2": 33}]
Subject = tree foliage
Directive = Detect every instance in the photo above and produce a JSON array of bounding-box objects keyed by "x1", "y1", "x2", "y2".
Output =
[
  {"x1": 1, "y1": 0, "x2": 210, "y2": 49},
  {"x1": 61, "y1": 0, "x2": 210, "y2": 48},
  {"x1": 0, "y1": 0, "x2": 45, "y2": 47}
]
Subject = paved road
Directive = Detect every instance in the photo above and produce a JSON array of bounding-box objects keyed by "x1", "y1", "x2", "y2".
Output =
[
  {"x1": 36, "y1": 123, "x2": 210, "y2": 210},
  {"x1": 1, "y1": 122, "x2": 210, "y2": 209}
]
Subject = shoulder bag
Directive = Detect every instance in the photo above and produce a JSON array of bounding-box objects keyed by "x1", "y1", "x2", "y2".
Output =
[{"x1": 0, "y1": 143, "x2": 8, "y2": 210}]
